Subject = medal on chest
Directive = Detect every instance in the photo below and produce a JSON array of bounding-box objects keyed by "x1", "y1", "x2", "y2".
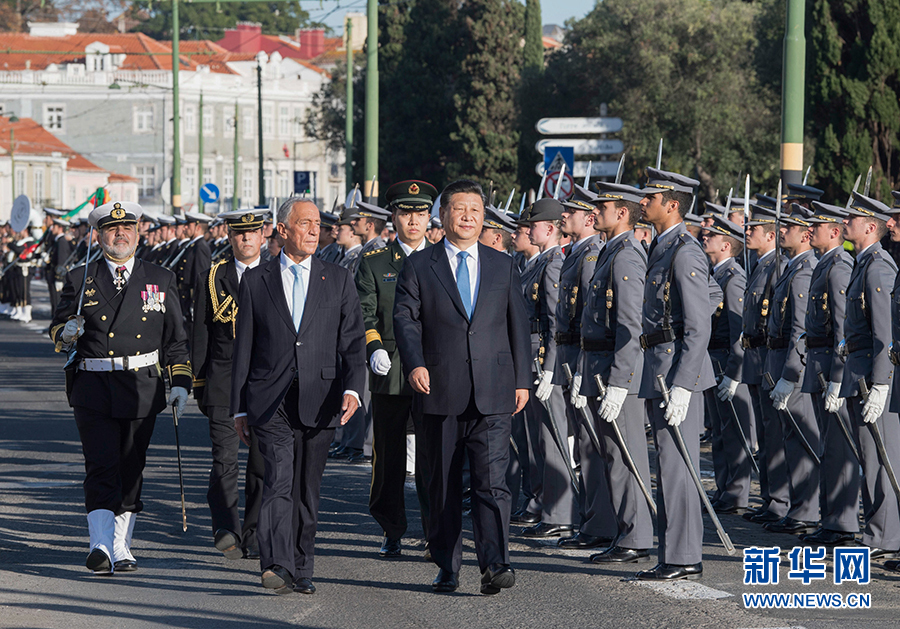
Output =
[{"x1": 141, "y1": 284, "x2": 166, "y2": 313}]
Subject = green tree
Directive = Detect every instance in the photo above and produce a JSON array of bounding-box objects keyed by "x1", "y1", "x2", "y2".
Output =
[
  {"x1": 523, "y1": 0, "x2": 542, "y2": 72},
  {"x1": 809, "y1": 0, "x2": 900, "y2": 200},
  {"x1": 132, "y1": 1, "x2": 311, "y2": 40}
]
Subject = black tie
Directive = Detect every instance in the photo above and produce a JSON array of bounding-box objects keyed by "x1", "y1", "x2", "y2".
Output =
[{"x1": 647, "y1": 237, "x2": 659, "y2": 260}]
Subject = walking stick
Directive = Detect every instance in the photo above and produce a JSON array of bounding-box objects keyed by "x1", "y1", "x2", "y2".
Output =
[{"x1": 171, "y1": 404, "x2": 188, "y2": 532}]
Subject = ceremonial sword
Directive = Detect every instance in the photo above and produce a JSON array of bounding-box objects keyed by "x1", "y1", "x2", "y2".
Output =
[
  {"x1": 533, "y1": 358, "x2": 581, "y2": 497},
  {"x1": 858, "y1": 378, "x2": 900, "y2": 507},
  {"x1": 171, "y1": 404, "x2": 188, "y2": 532},
  {"x1": 816, "y1": 372, "x2": 860, "y2": 464},
  {"x1": 763, "y1": 372, "x2": 821, "y2": 465},
  {"x1": 63, "y1": 225, "x2": 95, "y2": 371},
  {"x1": 712, "y1": 359, "x2": 760, "y2": 478}
]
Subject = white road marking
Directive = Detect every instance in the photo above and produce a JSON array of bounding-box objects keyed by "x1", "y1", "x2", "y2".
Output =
[{"x1": 634, "y1": 579, "x2": 733, "y2": 600}]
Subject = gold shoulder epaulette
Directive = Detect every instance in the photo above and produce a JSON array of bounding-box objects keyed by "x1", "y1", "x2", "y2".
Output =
[{"x1": 364, "y1": 246, "x2": 389, "y2": 257}]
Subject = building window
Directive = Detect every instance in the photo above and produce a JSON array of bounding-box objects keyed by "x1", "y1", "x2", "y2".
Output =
[
  {"x1": 224, "y1": 166, "x2": 234, "y2": 198},
  {"x1": 293, "y1": 107, "x2": 304, "y2": 136},
  {"x1": 202, "y1": 105, "x2": 214, "y2": 136},
  {"x1": 135, "y1": 165, "x2": 156, "y2": 197},
  {"x1": 184, "y1": 104, "x2": 196, "y2": 135},
  {"x1": 278, "y1": 170, "x2": 289, "y2": 198},
  {"x1": 184, "y1": 166, "x2": 196, "y2": 202},
  {"x1": 225, "y1": 108, "x2": 236, "y2": 138},
  {"x1": 242, "y1": 168, "x2": 253, "y2": 203},
  {"x1": 279, "y1": 105, "x2": 290, "y2": 137},
  {"x1": 242, "y1": 109, "x2": 253, "y2": 139},
  {"x1": 202, "y1": 166, "x2": 214, "y2": 189},
  {"x1": 43, "y1": 104, "x2": 65, "y2": 132},
  {"x1": 33, "y1": 168, "x2": 44, "y2": 202},
  {"x1": 15, "y1": 168, "x2": 25, "y2": 197},
  {"x1": 134, "y1": 105, "x2": 154, "y2": 133},
  {"x1": 263, "y1": 104, "x2": 273, "y2": 137},
  {"x1": 50, "y1": 169, "x2": 61, "y2": 203},
  {"x1": 263, "y1": 169, "x2": 272, "y2": 200}
]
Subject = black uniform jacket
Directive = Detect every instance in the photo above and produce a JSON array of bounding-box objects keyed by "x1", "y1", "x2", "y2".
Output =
[{"x1": 192, "y1": 257, "x2": 241, "y2": 408}]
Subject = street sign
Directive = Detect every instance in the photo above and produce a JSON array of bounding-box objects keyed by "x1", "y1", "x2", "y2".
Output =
[
  {"x1": 294, "y1": 171, "x2": 311, "y2": 194},
  {"x1": 199, "y1": 183, "x2": 220, "y2": 204},
  {"x1": 543, "y1": 147, "x2": 574, "y2": 177},
  {"x1": 535, "y1": 161, "x2": 621, "y2": 178},
  {"x1": 535, "y1": 138, "x2": 624, "y2": 156},
  {"x1": 544, "y1": 171, "x2": 574, "y2": 199},
  {"x1": 535, "y1": 117, "x2": 623, "y2": 135}
]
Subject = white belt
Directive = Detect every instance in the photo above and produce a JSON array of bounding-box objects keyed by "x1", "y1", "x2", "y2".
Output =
[{"x1": 79, "y1": 350, "x2": 159, "y2": 372}]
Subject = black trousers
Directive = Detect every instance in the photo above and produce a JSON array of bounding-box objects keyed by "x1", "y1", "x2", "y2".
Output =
[
  {"x1": 45, "y1": 269, "x2": 59, "y2": 314},
  {"x1": 419, "y1": 396, "x2": 512, "y2": 574},
  {"x1": 203, "y1": 405, "x2": 264, "y2": 550},
  {"x1": 253, "y1": 384, "x2": 334, "y2": 579},
  {"x1": 73, "y1": 406, "x2": 156, "y2": 514},
  {"x1": 369, "y1": 393, "x2": 428, "y2": 540}
]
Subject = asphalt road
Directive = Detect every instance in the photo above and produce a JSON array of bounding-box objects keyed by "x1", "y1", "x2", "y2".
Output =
[{"x1": 1, "y1": 282, "x2": 899, "y2": 628}]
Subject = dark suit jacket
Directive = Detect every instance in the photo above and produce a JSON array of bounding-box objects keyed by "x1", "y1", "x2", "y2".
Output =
[
  {"x1": 192, "y1": 257, "x2": 240, "y2": 407},
  {"x1": 231, "y1": 255, "x2": 366, "y2": 428},
  {"x1": 393, "y1": 239, "x2": 532, "y2": 417}
]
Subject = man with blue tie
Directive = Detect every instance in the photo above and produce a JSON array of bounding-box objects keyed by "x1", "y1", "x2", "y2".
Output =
[
  {"x1": 231, "y1": 197, "x2": 366, "y2": 595},
  {"x1": 394, "y1": 179, "x2": 532, "y2": 595}
]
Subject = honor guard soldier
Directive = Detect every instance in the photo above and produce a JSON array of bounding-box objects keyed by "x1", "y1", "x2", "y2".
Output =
[
  {"x1": 700, "y1": 216, "x2": 754, "y2": 515},
  {"x1": 763, "y1": 204, "x2": 820, "y2": 535},
  {"x1": 839, "y1": 192, "x2": 900, "y2": 562},
  {"x1": 334, "y1": 208, "x2": 364, "y2": 278},
  {"x1": 883, "y1": 190, "x2": 900, "y2": 572},
  {"x1": 574, "y1": 182, "x2": 654, "y2": 563},
  {"x1": 348, "y1": 201, "x2": 389, "y2": 273},
  {"x1": 785, "y1": 183, "x2": 824, "y2": 210},
  {"x1": 49, "y1": 201, "x2": 191, "y2": 574},
  {"x1": 637, "y1": 168, "x2": 722, "y2": 581},
  {"x1": 479, "y1": 205, "x2": 516, "y2": 253},
  {"x1": 798, "y1": 201, "x2": 857, "y2": 545},
  {"x1": 151, "y1": 215, "x2": 178, "y2": 266},
  {"x1": 192, "y1": 209, "x2": 267, "y2": 560},
  {"x1": 316, "y1": 210, "x2": 344, "y2": 264},
  {"x1": 173, "y1": 212, "x2": 213, "y2": 332},
  {"x1": 517, "y1": 199, "x2": 576, "y2": 538},
  {"x1": 553, "y1": 184, "x2": 619, "y2": 548},
  {"x1": 47, "y1": 215, "x2": 74, "y2": 314},
  {"x1": 741, "y1": 204, "x2": 787, "y2": 524},
  {"x1": 356, "y1": 180, "x2": 437, "y2": 557}
]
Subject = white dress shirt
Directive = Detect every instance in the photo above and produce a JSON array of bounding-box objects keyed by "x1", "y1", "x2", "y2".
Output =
[
  {"x1": 104, "y1": 255, "x2": 136, "y2": 283},
  {"x1": 444, "y1": 239, "x2": 480, "y2": 306},
  {"x1": 280, "y1": 250, "x2": 311, "y2": 321},
  {"x1": 234, "y1": 256, "x2": 260, "y2": 284},
  {"x1": 398, "y1": 238, "x2": 428, "y2": 257}
]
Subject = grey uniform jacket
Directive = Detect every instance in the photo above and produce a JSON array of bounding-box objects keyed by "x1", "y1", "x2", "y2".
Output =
[
  {"x1": 800, "y1": 246, "x2": 852, "y2": 393},
  {"x1": 709, "y1": 258, "x2": 746, "y2": 382},
  {"x1": 553, "y1": 234, "x2": 603, "y2": 384},
  {"x1": 521, "y1": 246, "x2": 565, "y2": 372},
  {"x1": 765, "y1": 249, "x2": 816, "y2": 384},
  {"x1": 640, "y1": 222, "x2": 721, "y2": 399},
  {"x1": 579, "y1": 231, "x2": 645, "y2": 396},
  {"x1": 840, "y1": 242, "x2": 898, "y2": 398},
  {"x1": 890, "y1": 270, "x2": 900, "y2": 412},
  {"x1": 741, "y1": 251, "x2": 786, "y2": 386}
]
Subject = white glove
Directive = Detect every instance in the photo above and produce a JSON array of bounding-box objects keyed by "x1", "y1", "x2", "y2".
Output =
[
  {"x1": 769, "y1": 378, "x2": 795, "y2": 411},
  {"x1": 823, "y1": 381, "x2": 843, "y2": 414},
  {"x1": 570, "y1": 372, "x2": 587, "y2": 409},
  {"x1": 369, "y1": 349, "x2": 392, "y2": 376},
  {"x1": 168, "y1": 386, "x2": 188, "y2": 416},
  {"x1": 535, "y1": 370, "x2": 554, "y2": 403},
  {"x1": 717, "y1": 376, "x2": 739, "y2": 402},
  {"x1": 664, "y1": 386, "x2": 691, "y2": 427},
  {"x1": 61, "y1": 316, "x2": 84, "y2": 344},
  {"x1": 599, "y1": 385, "x2": 628, "y2": 423},
  {"x1": 863, "y1": 384, "x2": 889, "y2": 424}
]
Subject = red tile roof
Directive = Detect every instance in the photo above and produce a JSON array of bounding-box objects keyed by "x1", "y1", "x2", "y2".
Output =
[
  {"x1": 67, "y1": 153, "x2": 105, "y2": 172},
  {"x1": 108, "y1": 172, "x2": 138, "y2": 182},
  {"x1": 0, "y1": 117, "x2": 75, "y2": 157}
]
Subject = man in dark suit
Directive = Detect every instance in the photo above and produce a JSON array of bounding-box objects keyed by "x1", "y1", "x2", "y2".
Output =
[
  {"x1": 192, "y1": 209, "x2": 268, "y2": 560},
  {"x1": 231, "y1": 197, "x2": 366, "y2": 595},
  {"x1": 47, "y1": 217, "x2": 73, "y2": 314},
  {"x1": 394, "y1": 179, "x2": 531, "y2": 595}
]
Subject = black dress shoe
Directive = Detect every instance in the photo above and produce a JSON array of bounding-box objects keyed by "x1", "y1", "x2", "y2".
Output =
[
  {"x1": 636, "y1": 562, "x2": 703, "y2": 581},
  {"x1": 480, "y1": 564, "x2": 515, "y2": 595},
  {"x1": 379, "y1": 535, "x2": 402, "y2": 558},
  {"x1": 557, "y1": 532, "x2": 613, "y2": 549},
  {"x1": 749, "y1": 510, "x2": 782, "y2": 524},
  {"x1": 764, "y1": 517, "x2": 818, "y2": 535},
  {"x1": 114, "y1": 559, "x2": 137, "y2": 572},
  {"x1": 712, "y1": 501, "x2": 747, "y2": 515},
  {"x1": 86, "y1": 548, "x2": 113, "y2": 575},
  {"x1": 292, "y1": 577, "x2": 316, "y2": 594},
  {"x1": 799, "y1": 528, "x2": 856, "y2": 545},
  {"x1": 347, "y1": 451, "x2": 372, "y2": 464},
  {"x1": 243, "y1": 547, "x2": 260, "y2": 560},
  {"x1": 432, "y1": 568, "x2": 458, "y2": 593},
  {"x1": 510, "y1": 510, "x2": 541, "y2": 525},
  {"x1": 742, "y1": 505, "x2": 770, "y2": 521},
  {"x1": 521, "y1": 523, "x2": 575, "y2": 538},
  {"x1": 883, "y1": 559, "x2": 900, "y2": 572},
  {"x1": 590, "y1": 546, "x2": 651, "y2": 564},
  {"x1": 214, "y1": 528, "x2": 243, "y2": 560},
  {"x1": 869, "y1": 547, "x2": 900, "y2": 560},
  {"x1": 261, "y1": 564, "x2": 293, "y2": 594}
]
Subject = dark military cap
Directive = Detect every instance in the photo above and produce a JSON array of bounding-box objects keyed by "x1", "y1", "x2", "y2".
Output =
[
  {"x1": 561, "y1": 184, "x2": 599, "y2": 212},
  {"x1": 702, "y1": 201, "x2": 726, "y2": 217},
  {"x1": 755, "y1": 194, "x2": 778, "y2": 210},
  {"x1": 786, "y1": 183, "x2": 824, "y2": 202},
  {"x1": 89, "y1": 201, "x2": 142, "y2": 229},
  {"x1": 156, "y1": 214, "x2": 176, "y2": 227},
  {"x1": 185, "y1": 211, "x2": 213, "y2": 225},
  {"x1": 385, "y1": 180, "x2": 438, "y2": 211},
  {"x1": 429, "y1": 216, "x2": 443, "y2": 229},
  {"x1": 781, "y1": 203, "x2": 814, "y2": 227},
  {"x1": 483, "y1": 206, "x2": 517, "y2": 233},
  {"x1": 727, "y1": 198, "x2": 749, "y2": 213},
  {"x1": 846, "y1": 192, "x2": 891, "y2": 222},
  {"x1": 635, "y1": 220, "x2": 652, "y2": 230},
  {"x1": 218, "y1": 208, "x2": 267, "y2": 232},
  {"x1": 523, "y1": 198, "x2": 565, "y2": 223},
  {"x1": 319, "y1": 210, "x2": 339, "y2": 227},
  {"x1": 593, "y1": 182, "x2": 647, "y2": 206},
  {"x1": 684, "y1": 213, "x2": 703, "y2": 227},
  {"x1": 702, "y1": 215, "x2": 744, "y2": 240},
  {"x1": 889, "y1": 190, "x2": 900, "y2": 212},
  {"x1": 643, "y1": 167, "x2": 699, "y2": 196},
  {"x1": 808, "y1": 201, "x2": 848, "y2": 224},
  {"x1": 745, "y1": 204, "x2": 778, "y2": 226},
  {"x1": 350, "y1": 200, "x2": 391, "y2": 221}
]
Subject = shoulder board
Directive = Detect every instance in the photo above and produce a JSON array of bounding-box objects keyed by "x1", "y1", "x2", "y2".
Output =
[
  {"x1": 364, "y1": 246, "x2": 389, "y2": 257},
  {"x1": 873, "y1": 250, "x2": 899, "y2": 272},
  {"x1": 585, "y1": 255, "x2": 598, "y2": 262},
  {"x1": 552, "y1": 249, "x2": 564, "y2": 257}
]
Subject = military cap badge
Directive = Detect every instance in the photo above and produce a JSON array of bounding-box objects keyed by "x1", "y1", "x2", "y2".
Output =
[
  {"x1": 111, "y1": 203, "x2": 126, "y2": 220},
  {"x1": 409, "y1": 183, "x2": 420, "y2": 195}
]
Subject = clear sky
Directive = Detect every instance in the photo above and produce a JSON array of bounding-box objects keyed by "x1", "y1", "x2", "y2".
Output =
[{"x1": 305, "y1": 1, "x2": 599, "y2": 35}]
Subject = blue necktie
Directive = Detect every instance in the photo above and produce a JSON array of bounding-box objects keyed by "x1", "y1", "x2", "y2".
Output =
[
  {"x1": 291, "y1": 264, "x2": 305, "y2": 331},
  {"x1": 456, "y1": 251, "x2": 472, "y2": 318}
]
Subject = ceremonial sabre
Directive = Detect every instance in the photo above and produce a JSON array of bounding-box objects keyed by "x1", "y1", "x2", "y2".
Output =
[
  {"x1": 802, "y1": 165, "x2": 811, "y2": 186},
  {"x1": 774, "y1": 179, "x2": 783, "y2": 280},
  {"x1": 763, "y1": 372, "x2": 821, "y2": 465},
  {"x1": 743, "y1": 174, "x2": 750, "y2": 279},
  {"x1": 712, "y1": 359, "x2": 760, "y2": 478},
  {"x1": 816, "y1": 372, "x2": 860, "y2": 464},
  {"x1": 615, "y1": 153, "x2": 626, "y2": 185},
  {"x1": 858, "y1": 378, "x2": 900, "y2": 507},
  {"x1": 844, "y1": 175, "x2": 861, "y2": 210},
  {"x1": 583, "y1": 160, "x2": 592, "y2": 190},
  {"x1": 63, "y1": 225, "x2": 95, "y2": 371},
  {"x1": 655, "y1": 139, "x2": 663, "y2": 169},
  {"x1": 589, "y1": 371, "x2": 658, "y2": 516},
  {"x1": 533, "y1": 358, "x2": 580, "y2": 497},
  {"x1": 657, "y1": 376, "x2": 735, "y2": 555},
  {"x1": 553, "y1": 163, "x2": 567, "y2": 200},
  {"x1": 171, "y1": 404, "x2": 188, "y2": 532}
]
